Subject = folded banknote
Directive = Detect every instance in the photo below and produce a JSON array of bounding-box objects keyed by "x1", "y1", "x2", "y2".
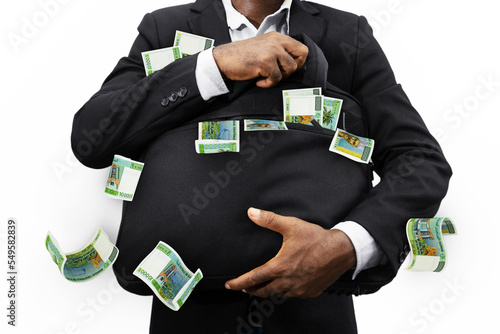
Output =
[
  {"x1": 45, "y1": 229, "x2": 119, "y2": 282},
  {"x1": 173, "y1": 30, "x2": 215, "y2": 57},
  {"x1": 104, "y1": 155, "x2": 144, "y2": 201},
  {"x1": 134, "y1": 241, "x2": 203, "y2": 311},
  {"x1": 141, "y1": 47, "x2": 181, "y2": 76},
  {"x1": 407, "y1": 217, "x2": 456, "y2": 272},
  {"x1": 196, "y1": 120, "x2": 240, "y2": 154}
]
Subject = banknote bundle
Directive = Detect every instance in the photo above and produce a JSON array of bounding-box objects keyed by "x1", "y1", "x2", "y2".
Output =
[
  {"x1": 104, "y1": 155, "x2": 145, "y2": 201},
  {"x1": 173, "y1": 30, "x2": 215, "y2": 58},
  {"x1": 283, "y1": 88, "x2": 342, "y2": 131},
  {"x1": 45, "y1": 229, "x2": 119, "y2": 282},
  {"x1": 196, "y1": 120, "x2": 240, "y2": 154},
  {"x1": 406, "y1": 218, "x2": 456, "y2": 272},
  {"x1": 134, "y1": 242, "x2": 203, "y2": 311},
  {"x1": 244, "y1": 119, "x2": 288, "y2": 131},
  {"x1": 329, "y1": 129, "x2": 375, "y2": 164},
  {"x1": 142, "y1": 31, "x2": 214, "y2": 75}
]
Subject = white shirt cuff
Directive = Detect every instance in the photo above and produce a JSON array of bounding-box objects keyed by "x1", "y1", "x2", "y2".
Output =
[
  {"x1": 195, "y1": 47, "x2": 229, "y2": 101},
  {"x1": 332, "y1": 221, "x2": 386, "y2": 279}
]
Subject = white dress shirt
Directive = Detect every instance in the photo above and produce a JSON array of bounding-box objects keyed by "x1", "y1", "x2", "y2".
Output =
[{"x1": 195, "y1": 0, "x2": 386, "y2": 278}]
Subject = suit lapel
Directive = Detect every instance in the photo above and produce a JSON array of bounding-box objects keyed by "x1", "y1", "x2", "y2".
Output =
[
  {"x1": 289, "y1": 0, "x2": 326, "y2": 48},
  {"x1": 188, "y1": 0, "x2": 232, "y2": 46}
]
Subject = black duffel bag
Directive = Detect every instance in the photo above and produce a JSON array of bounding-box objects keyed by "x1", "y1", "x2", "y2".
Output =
[{"x1": 113, "y1": 34, "x2": 393, "y2": 296}]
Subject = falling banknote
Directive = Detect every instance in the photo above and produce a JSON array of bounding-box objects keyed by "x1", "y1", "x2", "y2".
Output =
[
  {"x1": 173, "y1": 30, "x2": 215, "y2": 57},
  {"x1": 142, "y1": 46, "x2": 182, "y2": 76},
  {"x1": 407, "y1": 218, "x2": 456, "y2": 272},
  {"x1": 45, "y1": 229, "x2": 119, "y2": 282},
  {"x1": 104, "y1": 155, "x2": 144, "y2": 201},
  {"x1": 134, "y1": 241, "x2": 203, "y2": 311},
  {"x1": 329, "y1": 129, "x2": 374, "y2": 164}
]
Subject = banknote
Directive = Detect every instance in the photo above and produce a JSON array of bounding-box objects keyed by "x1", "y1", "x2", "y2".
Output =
[
  {"x1": 199, "y1": 120, "x2": 240, "y2": 140},
  {"x1": 282, "y1": 87, "x2": 322, "y2": 98},
  {"x1": 45, "y1": 229, "x2": 119, "y2": 282},
  {"x1": 134, "y1": 241, "x2": 203, "y2": 311},
  {"x1": 407, "y1": 218, "x2": 456, "y2": 272},
  {"x1": 283, "y1": 95, "x2": 323, "y2": 126},
  {"x1": 329, "y1": 129, "x2": 374, "y2": 164},
  {"x1": 195, "y1": 140, "x2": 239, "y2": 154},
  {"x1": 104, "y1": 155, "x2": 144, "y2": 201},
  {"x1": 322, "y1": 97, "x2": 343, "y2": 131},
  {"x1": 244, "y1": 119, "x2": 288, "y2": 131},
  {"x1": 173, "y1": 30, "x2": 215, "y2": 57},
  {"x1": 142, "y1": 46, "x2": 182, "y2": 76}
]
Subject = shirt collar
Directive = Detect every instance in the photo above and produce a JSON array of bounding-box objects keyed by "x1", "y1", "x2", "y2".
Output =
[{"x1": 222, "y1": 0, "x2": 292, "y2": 34}]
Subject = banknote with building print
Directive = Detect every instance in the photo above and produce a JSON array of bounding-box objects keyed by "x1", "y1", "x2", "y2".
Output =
[
  {"x1": 134, "y1": 241, "x2": 203, "y2": 311},
  {"x1": 407, "y1": 218, "x2": 456, "y2": 272},
  {"x1": 104, "y1": 155, "x2": 144, "y2": 201},
  {"x1": 45, "y1": 229, "x2": 119, "y2": 282}
]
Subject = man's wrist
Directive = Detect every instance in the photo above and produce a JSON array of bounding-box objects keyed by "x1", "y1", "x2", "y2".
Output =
[
  {"x1": 195, "y1": 47, "x2": 229, "y2": 101},
  {"x1": 332, "y1": 221, "x2": 386, "y2": 279}
]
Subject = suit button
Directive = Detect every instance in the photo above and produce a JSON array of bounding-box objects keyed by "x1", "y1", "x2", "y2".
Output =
[
  {"x1": 169, "y1": 91, "x2": 179, "y2": 102},
  {"x1": 161, "y1": 98, "x2": 169, "y2": 107},
  {"x1": 399, "y1": 252, "x2": 406, "y2": 263},
  {"x1": 178, "y1": 87, "x2": 188, "y2": 97},
  {"x1": 404, "y1": 245, "x2": 410, "y2": 255}
]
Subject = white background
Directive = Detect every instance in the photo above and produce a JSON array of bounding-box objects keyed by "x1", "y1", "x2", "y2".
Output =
[{"x1": 1, "y1": 0, "x2": 498, "y2": 333}]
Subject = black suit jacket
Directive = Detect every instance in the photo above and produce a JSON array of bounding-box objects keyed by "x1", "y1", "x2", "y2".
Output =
[{"x1": 72, "y1": 0, "x2": 452, "y2": 295}]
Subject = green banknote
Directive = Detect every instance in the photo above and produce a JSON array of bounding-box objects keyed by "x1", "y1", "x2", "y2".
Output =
[
  {"x1": 322, "y1": 97, "x2": 343, "y2": 131},
  {"x1": 283, "y1": 95, "x2": 323, "y2": 126},
  {"x1": 199, "y1": 120, "x2": 240, "y2": 141},
  {"x1": 134, "y1": 241, "x2": 203, "y2": 311},
  {"x1": 195, "y1": 140, "x2": 239, "y2": 154},
  {"x1": 196, "y1": 120, "x2": 240, "y2": 154},
  {"x1": 407, "y1": 218, "x2": 456, "y2": 272},
  {"x1": 141, "y1": 46, "x2": 181, "y2": 76},
  {"x1": 104, "y1": 155, "x2": 144, "y2": 201},
  {"x1": 329, "y1": 129, "x2": 374, "y2": 164},
  {"x1": 244, "y1": 119, "x2": 288, "y2": 131},
  {"x1": 173, "y1": 30, "x2": 215, "y2": 57},
  {"x1": 282, "y1": 87, "x2": 322, "y2": 97},
  {"x1": 45, "y1": 229, "x2": 119, "y2": 282}
]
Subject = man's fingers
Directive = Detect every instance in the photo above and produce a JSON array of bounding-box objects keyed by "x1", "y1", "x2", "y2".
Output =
[
  {"x1": 247, "y1": 208, "x2": 296, "y2": 235},
  {"x1": 283, "y1": 39, "x2": 309, "y2": 70},
  {"x1": 225, "y1": 262, "x2": 276, "y2": 291}
]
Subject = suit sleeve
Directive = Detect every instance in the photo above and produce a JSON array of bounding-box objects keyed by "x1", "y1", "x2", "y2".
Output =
[
  {"x1": 343, "y1": 17, "x2": 452, "y2": 282},
  {"x1": 71, "y1": 13, "x2": 210, "y2": 169}
]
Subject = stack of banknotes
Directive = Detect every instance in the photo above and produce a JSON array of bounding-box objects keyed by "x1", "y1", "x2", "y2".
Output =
[
  {"x1": 283, "y1": 87, "x2": 374, "y2": 164},
  {"x1": 142, "y1": 30, "x2": 214, "y2": 75},
  {"x1": 406, "y1": 217, "x2": 456, "y2": 272},
  {"x1": 134, "y1": 242, "x2": 203, "y2": 311},
  {"x1": 196, "y1": 120, "x2": 241, "y2": 153},
  {"x1": 283, "y1": 87, "x2": 343, "y2": 131},
  {"x1": 195, "y1": 119, "x2": 288, "y2": 154},
  {"x1": 45, "y1": 229, "x2": 119, "y2": 282},
  {"x1": 104, "y1": 155, "x2": 145, "y2": 201}
]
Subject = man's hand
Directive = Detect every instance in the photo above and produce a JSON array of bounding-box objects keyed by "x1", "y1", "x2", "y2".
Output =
[
  {"x1": 213, "y1": 31, "x2": 308, "y2": 88},
  {"x1": 225, "y1": 208, "x2": 357, "y2": 299}
]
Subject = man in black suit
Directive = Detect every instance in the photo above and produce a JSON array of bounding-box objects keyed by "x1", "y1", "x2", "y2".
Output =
[{"x1": 72, "y1": 0, "x2": 452, "y2": 332}]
